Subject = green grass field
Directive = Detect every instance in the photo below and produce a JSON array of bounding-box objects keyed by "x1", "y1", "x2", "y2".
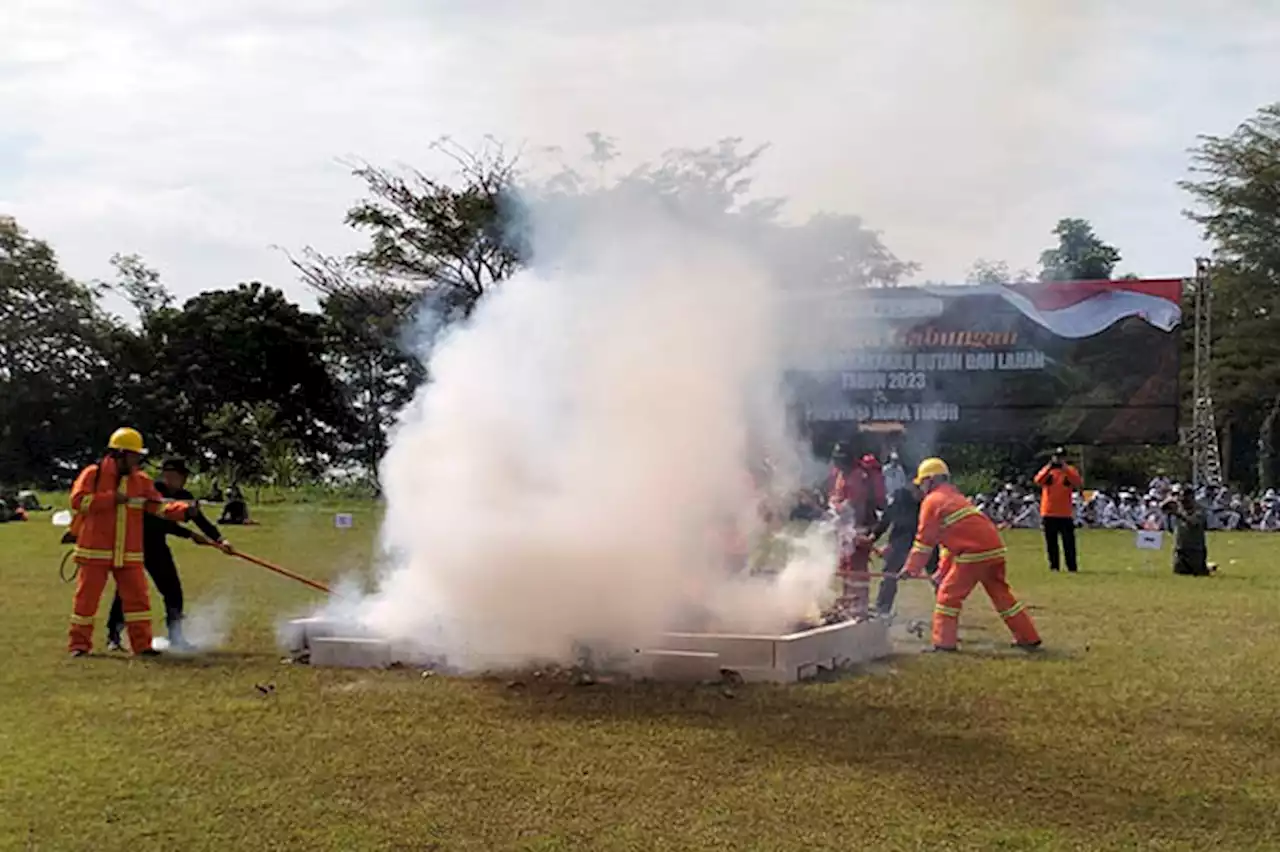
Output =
[{"x1": 3, "y1": 505, "x2": 1280, "y2": 851}]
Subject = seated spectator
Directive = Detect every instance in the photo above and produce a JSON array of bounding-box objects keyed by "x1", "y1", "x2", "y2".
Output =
[{"x1": 218, "y1": 483, "x2": 255, "y2": 525}]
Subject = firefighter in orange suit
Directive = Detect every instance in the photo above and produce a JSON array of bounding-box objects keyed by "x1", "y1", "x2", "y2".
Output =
[
  {"x1": 67, "y1": 428, "x2": 196, "y2": 657},
  {"x1": 933, "y1": 546, "x2": 955, "y2": 588},
  {"x1": 902, "y1": 458, "x2": 1041, "y2": 652}
]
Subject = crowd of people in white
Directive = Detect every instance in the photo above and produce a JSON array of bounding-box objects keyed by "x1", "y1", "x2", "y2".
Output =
[{"x1": 977, "y1": 477, "x2": 1280, "y2": 532}]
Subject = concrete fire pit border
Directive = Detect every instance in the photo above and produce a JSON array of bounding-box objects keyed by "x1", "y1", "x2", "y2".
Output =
[{"x1": 285, "y1": 616, "x2": 891, "y2": 683}]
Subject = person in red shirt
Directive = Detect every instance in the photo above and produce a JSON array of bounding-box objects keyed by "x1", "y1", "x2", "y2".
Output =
[
  {"x1": 902, "y1": 457, "x2": 1041, "y2": 652},
  {"x1": 861, "y1": 453, "x2": 886, "y2": 517},
  {"x1": 827, "y1": 446, "x2": 863, "y2": 519},
  {"x1": 828, "y1": 444, "x2": 877, "y2": 527},
  {"x1": 1034, "y1": 447, "x2": 1083, "y2": 572}
]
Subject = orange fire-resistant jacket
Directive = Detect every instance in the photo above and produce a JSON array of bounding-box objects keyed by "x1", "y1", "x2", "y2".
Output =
[
  {"x1": 69, "y1": 456, "x2": 190, "y2": 569},
  {"x1": 1033, "y1": 464, "x2": 1083, "y2": 518},
  {"x1": 935, "y1": 546, "x2": 955, "y2": 584},
  {"x1": 904, "y1": 483, "x2": 1006, "y2": 576}
]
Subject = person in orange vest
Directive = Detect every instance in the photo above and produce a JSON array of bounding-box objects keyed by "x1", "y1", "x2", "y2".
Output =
[
  {"x1": 902, "y1": 457, "x2": 1041, "y2": 652},
  {"x1": 67, "y1": 428, "x2": 197, "y2": 657},
  {"x1": 1033, "y1": 447, "x2": 1083, "y2": 572}
]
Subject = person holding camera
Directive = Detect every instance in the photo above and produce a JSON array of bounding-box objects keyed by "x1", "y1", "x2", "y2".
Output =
[
  {"x1": 1034, "y1": 447, "x2": 1083, "y2": 573},
  {"x1": 1163, "y1": 485, "x2": 1216, "y2": 576}
]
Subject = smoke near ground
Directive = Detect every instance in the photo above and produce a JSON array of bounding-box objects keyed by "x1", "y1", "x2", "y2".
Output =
[
  {"x1": 332, "y1": 187, "x2": 845, "y2": 670},
  {"x1": 180, "y1": 595, "x2": 233, "y2": 651}
]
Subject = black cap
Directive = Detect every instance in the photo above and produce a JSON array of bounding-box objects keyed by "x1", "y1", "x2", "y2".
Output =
[{"x1": 161, "y1": 458, "x2": 190, "y2": 475}]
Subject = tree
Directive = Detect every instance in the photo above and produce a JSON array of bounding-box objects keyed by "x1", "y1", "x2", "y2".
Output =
[
  {"x1": 1181, "y1": 103, "x2": 1280, "y2": 488},
  {"x1": 967, "y1": 259, "x2": 1012, "y2": 285},
  {"x1": 200, "y1": 401, "x2": 282, "y2": 485},
  {"x1": 343, "y1": 138, "x2": 525, "y2": 321},
  {"x1": 100, "y1": 253, "x2": 173, "y2": 320},
  {"x1": 291, "y1": 250, "x2": 427, "y2": 483},
  {"x1": 965, "y1": 259, "x2": 1036, "y2": 286},
  {"x1": 0, "y1": 217, "x2": 128, "y2": 484},
  {"x1": 764, "y1": 211, "x2": 918, "y2": 289},
  {"x1": 304, "y1": 133, "x2": 916, "y2": 481},
  {"x1": 1181, "y1": 103, "x2": 1280, "y2": 284},
  {"x1": 1038, "y1": 218, "x2": 1122, "y2": 281},
  {"x1": 533, "y1": 134, "x2": 917, "y2": 288},
  {"x1": 144, "y1": 283, "x2": 351, "y2": 468}
]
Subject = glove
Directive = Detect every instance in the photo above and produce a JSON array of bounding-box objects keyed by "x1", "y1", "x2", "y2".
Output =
[
  {"x1": 191, "y1": 533, "x2": 211, "y2": 547},
  {"x1": 217, "y1": 540, "x2": 235, "y2": 555}
]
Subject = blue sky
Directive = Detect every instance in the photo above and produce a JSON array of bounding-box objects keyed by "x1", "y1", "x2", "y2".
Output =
[{"x1": 2, "y1": 0, "x2": 1278, "y2": 303}]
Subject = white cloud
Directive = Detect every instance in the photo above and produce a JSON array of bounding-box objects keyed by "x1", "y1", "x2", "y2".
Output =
[{"x1": 1, "y1": 0, "x2": 1278, "y2": 301}]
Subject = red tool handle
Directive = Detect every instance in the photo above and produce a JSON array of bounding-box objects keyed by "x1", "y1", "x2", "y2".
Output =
[
  {"x1": 235, "y1": 550, "x2": 331, "y2": 594},
  {"x1": 200, "y1": 540, "x2": 331, "y2": 594},
  {"x1": 838, "y1": 570, "x2": 918, "y2": 580}
]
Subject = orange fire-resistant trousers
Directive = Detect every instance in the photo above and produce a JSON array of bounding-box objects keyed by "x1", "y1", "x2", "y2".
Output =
[
  {"x1": 69, "y1": 564, "x2": 152, "y2": 653},
  {"x1": 932, "y1": 558, "x2": 1039, "y2": 649},
  {"x1": 836, "y1": 542, "x2": 872, "y2": 618}
]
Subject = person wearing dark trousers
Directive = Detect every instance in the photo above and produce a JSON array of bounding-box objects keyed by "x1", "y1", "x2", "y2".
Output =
[
  {"x1": 106, "y1": 459, "x2": 231, "y2": 651},
  {"x1": 1034, "y1": 447, "x2": 1082, "y2": 572},
  {"x1": 1164, "y1": 485, "x2": 1216, "y2": 576},
  {"x1": 868, "y1": 482, "x2": 939, "y2": 615}
]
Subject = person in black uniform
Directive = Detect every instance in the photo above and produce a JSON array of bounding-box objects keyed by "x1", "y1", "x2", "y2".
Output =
[
  {"x1": 219, "y1": 482, "x2": 251, "y2": 525},
  {"x1": 868, "y1": 479, "x2": 939, "y2": 616},
  {"x1": 106, "y1": 458, "x2": 231, "y2": 651}
]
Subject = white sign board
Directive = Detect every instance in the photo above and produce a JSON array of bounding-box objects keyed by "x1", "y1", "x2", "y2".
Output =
[
  {"x1": 1135, "y1": 530, "x2": 1164, "y2": 551},
  {"x1": 334, "y1": 513, "x2": 354, "y2": 530}
]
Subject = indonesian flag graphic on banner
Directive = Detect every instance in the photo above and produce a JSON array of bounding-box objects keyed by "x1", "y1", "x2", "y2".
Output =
[{"x1": 927, "y1": 278, "x2": 1184, "y2": 339}]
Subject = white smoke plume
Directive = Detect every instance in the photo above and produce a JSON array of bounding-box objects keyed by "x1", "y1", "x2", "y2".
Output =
[
  {"x1": 345, "y1": 187, "x2": 844, "y2": 670},
  {"x1": 178, "y1": 595, "x2": 232, "y2": 651}
]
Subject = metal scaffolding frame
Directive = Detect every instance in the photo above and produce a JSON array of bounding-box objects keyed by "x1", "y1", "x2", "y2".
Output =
[{"x1": 1188, "y1": 257, "x2": 1223, "y2": 488}]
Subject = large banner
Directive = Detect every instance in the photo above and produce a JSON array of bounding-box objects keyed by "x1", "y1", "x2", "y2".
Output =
[{"x1": 783, "y1": 278, "x2": 1184, "y2": 445}]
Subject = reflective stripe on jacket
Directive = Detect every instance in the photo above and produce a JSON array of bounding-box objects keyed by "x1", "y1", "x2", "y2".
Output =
[
  {"x1": 904, "y1": 483, "x2": 1006, "y2": 575},
  {"x1": 70, "y1": 456, "x2": 190, "y2": 569}
]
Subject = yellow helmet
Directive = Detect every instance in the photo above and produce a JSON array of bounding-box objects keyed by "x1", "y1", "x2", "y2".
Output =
[
  {"x1": 107, "y1": 427, "x2": 146, "y2": 454},
  {"x1": 914, "y1": 457, "x2": 950, "y2": 484}
]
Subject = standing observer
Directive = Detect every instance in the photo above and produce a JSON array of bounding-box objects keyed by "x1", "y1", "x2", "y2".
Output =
[
  {"x1": 67, "y1": 428, "x2": 197, "y2": 657},
  {"x1": 1034, "y1": 447, "x2": 1083, "y2": 573}
]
